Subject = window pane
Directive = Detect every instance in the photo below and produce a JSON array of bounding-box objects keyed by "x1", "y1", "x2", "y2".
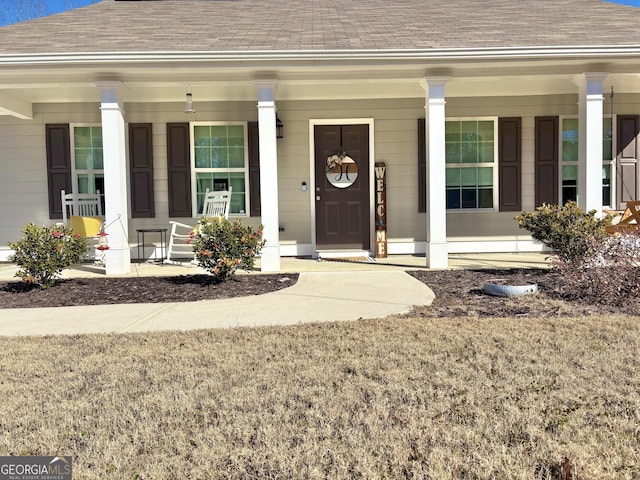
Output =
[
  {"x1": 195, "y1": 173, "x2": 213, "y2": 212},
  {"x1": 478, "y1": 142, "x2": 494, "y2": 163},
  {"x1": 477, "y1": 121, "x2": 493, "y2": 140},
  {"x1": 194, "y1": 126, "x2": 211, "y2": 147},
  {"x1": 603, "y1": 118, "x2": 613, "y2": 161},
  {"x1": 212, "y1": 147, "x2": 228, "y2": 168},
  {"x1": 229, "y1": 172, "x2": 245, "y2": 193},
  {"x1": 446, "y1": 189, "x2": 460, "y2": 209},
  {"x1": 478, "y1": 188, "x2": 493, "y2": 208},
  {"x1": 446, "y1": 168, "x2": 460, "y2": 187},
  {"x1": 91, "y1": 129, "x2": 102, "y2": 149},
  {"x1": 95, "y1": 175, "x2": 104, "y2": 195},
  {"x1": 210, "y1": 126, "x2": 228, "y2": 146},
  {"x1": 478, "y1": 167, "x2": 493, "y2": 186},
  {"x1": 445, "y1": 142, "x2": 460, "y2": 163},
  {"x1": 602, "y1": 165, "x2": 612, "y2": 206},
  {"x1": 74, "y1": 127, "x2": 91, "y2": 148},
  {"x1": 195, "y1": 147, "x2": 211, "y2": 168},
  {"x1": 461, "y1": 121, "x2": 478, "y2": 141},
  {"x1": 74, "y1": 127, "x2": 103, "y2": 172},
  {"x1": 563, "y1": 165, "x2": 578, "y2": 182},
  {"x1": 562, "y1": 166, "x2": 578, "y2": 204},
  {"x1": 229, "y1": 173, "x2": 246, "y2": 214},
  {"x1": 75, "y1": 149, "x2": 90, "y2": 170},
  {"x1": 93, "y1": 148, "x2": 103, "y2": 170},
  {"x1": 76, "y1": 174, "x2": 103, "y2": 194},
  {"x1": 563, "y1": 186, "x2": 577, "y2": 204},
  {"x1": 77, "y1": 175, "x2": 89, "y2": 194},
  {"x1": 461, "y1": 189, "x2": 476, "y2": 208},
  {"x1": 445, "y1": 122, "x2": 461, "y2": 142},
  {"x1": 461, "y1": 142, "x2": 478, "y2": 163},
  {"x1": 227, "y1": 125, "x2": 244, "y2": 144},
  {"x1": 562, "y1": 118, "x2": 579, "y2": 162},
  {"x1": 460, "y1": 167, "x2": 477, "y2": 186},
  {"x1": 228, "y1": 146, "x2": 245, "y2": 168}
]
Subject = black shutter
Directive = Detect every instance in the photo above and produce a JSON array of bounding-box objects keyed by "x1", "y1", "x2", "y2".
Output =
[
  {"x1": 616, "y1": 115, "x2": 639, "y2": 209},
  {"x1": 535, "y1": 116, "x2": 559, "y2": 207},
  {"x1": 46, "y1": 124, "x2": 72, "y2": 219},
  {"x1": 498, "y1": 117, "x2": 522, "y2": 211},
  {"x1": 166, "y1": 123, "x2": 192, "y2": 217},
  {"x1": 129, "y1": 123, "x2": 155, "y2": 218},
  {"x1": 248, "y1": 121, "x2": 261, "y2": 217},
  {"x1": 417, "y1": 118, "x2": 426, "y2": 213}
]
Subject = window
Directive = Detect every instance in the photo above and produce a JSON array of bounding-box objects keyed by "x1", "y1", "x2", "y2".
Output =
[
  {"x1": 561, "y1": 118, "x2": 578, "y2": 204},
  {"x1": 71, "y1": 126, "x2": 104, "y2": 194},
  {"x1": 445, "y1": 119, "x2": 497, "y2": 209},
  {"x1": 191, "y1": 123, "x2": 249, "y2": 216},
  {"x1": 560, "y1": 117, "x2": 614, "y2": 207}
]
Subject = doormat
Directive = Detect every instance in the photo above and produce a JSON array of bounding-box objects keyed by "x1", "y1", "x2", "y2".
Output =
[{"x1": 318, "y1": 256, "x2": 375, "y2": 263}]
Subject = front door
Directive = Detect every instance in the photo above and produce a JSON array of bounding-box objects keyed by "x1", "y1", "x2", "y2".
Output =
[{"x1": 314, "y1": 124, "x2": 370, "y2": 250}]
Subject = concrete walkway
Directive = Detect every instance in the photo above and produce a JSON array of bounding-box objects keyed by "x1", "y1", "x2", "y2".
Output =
[{"x1": 0, "y1": 253, "x2": 549, "y2": 336}]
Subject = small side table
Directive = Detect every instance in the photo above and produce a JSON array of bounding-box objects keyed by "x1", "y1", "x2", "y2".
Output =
[{"x1": 136, "y1": 228, "x2": 168, "y2": 264}]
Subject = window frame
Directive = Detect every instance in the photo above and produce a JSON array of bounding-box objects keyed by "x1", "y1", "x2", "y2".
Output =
[
  {"x1": 189, "y1": 121, "x2": 250, "y2": 218},
  {"x1": 70, "y1": 123, "x2": 104, "y2": 196},
  {"x1": 602, "y1": 115, "x2": 615, "y2": 210},
  {"x1": 559, "y1": 115, "x2": 615, "y2": 208},
  {"x1": 444, "y1": 117, "x2": 499, "y2": 212},
  {"x1": 559, "y1": 116, "x2": 579, "y2": 205}
]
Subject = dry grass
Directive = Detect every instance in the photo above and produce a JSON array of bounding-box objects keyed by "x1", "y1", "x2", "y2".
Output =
[{"x1": 1, "y1": 315, "x2": 639, "y2": 479}]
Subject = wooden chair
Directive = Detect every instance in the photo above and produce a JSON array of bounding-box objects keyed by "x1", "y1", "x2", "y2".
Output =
[
  {"x1": 60, "y1": 189, "x2": 105, "y2": 261},
  {"x1": 61, "y1": 189, "x2": 103, "y2": 235},
  {"x1": 166, "y1": 187, "x2": 232, "y2": 263},
  {"x1": 605, "y1": 200, "x2": 640, "y2": 234}
]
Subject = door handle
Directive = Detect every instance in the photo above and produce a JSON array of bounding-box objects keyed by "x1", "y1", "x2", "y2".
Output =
[{"x1": 316, "y1": 195, "x2": 321, "y2": 201}]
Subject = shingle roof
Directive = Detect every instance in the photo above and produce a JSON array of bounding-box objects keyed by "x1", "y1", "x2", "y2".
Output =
[{"x1": 0, "y1": 0, "x2": 640, "y2": 55}]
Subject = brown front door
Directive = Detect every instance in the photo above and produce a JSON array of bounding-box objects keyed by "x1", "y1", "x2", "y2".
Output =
[{"x1": 314, "y1": 124, "x2": 370, "y2": 250}]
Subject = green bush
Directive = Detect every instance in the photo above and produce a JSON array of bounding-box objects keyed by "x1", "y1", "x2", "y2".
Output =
[
  {"x1": 8, "y1": 223, "x2": 88, "y2": 288},
  {"x1": 515, "y1": 201, "x2": 611, "y2": 261},
  {"x1": 192, "y1": 217, "x2": 265, "y2": 281}
]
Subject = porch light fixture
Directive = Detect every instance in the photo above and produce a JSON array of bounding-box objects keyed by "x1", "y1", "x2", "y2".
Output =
[
  {"x1": 184, "y1": 85, "x2": 196, "y2": 114},
  {"x1": 276, "y1": 113, "x2": 284, "y2": 139}
]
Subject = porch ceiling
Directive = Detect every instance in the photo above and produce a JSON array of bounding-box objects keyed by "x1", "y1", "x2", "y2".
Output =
[{"x1": 0, "y1": 56, "x2": 639, "y2": 110}]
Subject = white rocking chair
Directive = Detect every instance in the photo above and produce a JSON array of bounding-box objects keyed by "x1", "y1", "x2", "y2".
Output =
[
  {"x1": 166, "y1": 187, "x2": 232, "y2": 264},
  {"x1": 60, "y1": 189, "x2": 105, "y2": 260},
  {"x1": 61, "y1": 189, "x2": 103, "y2": 231}
]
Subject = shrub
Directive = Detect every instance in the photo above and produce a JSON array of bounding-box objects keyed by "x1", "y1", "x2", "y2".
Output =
[
  {"x1": 192, "y1": 217, "x2": 265, "y2": 281},
  {"x1": 515, "y1": 201, "x2": 611, "y2": 261},
  {"x1": 552, "y1": 232, "x2": 640, "y2": 305},
  {"x1": 8, "y1": 223, "x2": 88, "y2": 288}
]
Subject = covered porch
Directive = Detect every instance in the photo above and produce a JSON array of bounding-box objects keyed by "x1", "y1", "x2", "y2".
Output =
[{"x1": 1, "y1": 53, "x2": 639, "y2": 274}]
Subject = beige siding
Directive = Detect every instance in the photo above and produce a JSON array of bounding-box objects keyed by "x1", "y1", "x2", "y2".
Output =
[
  {"x1": 0, "y1": 113, "x2": 49, "y2": 248},
  {"x1": 2, "y1": 93, "x2": 638, "y2": 256}
]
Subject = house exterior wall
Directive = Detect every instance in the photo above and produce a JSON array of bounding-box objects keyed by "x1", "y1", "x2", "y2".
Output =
[{"x1": 2, "y1": 92, "x2": 639, "y2": 260}]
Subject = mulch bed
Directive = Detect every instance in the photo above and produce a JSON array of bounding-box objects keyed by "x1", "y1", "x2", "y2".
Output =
[
  {"x1": 0, "y1": 267, "x2": 636, "y2": 317},
  {"x1": 407, "y1": 268, "x2": 636, "y2": 318},
  {"x1": 0, "y1": 274, "x2": 298, "y2": 309}
]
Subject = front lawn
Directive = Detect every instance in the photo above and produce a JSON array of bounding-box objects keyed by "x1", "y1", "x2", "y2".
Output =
[{"x1": 0, "y1": 314, "x2": 638, "y2": 479}]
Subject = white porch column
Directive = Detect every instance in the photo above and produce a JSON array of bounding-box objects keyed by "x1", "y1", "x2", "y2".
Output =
[
  {"x1": 575, "y1": 72, "x2": 608, "y2": 215},
  {"x1": 255, "y1": 80, "x2": 281, "y2": 272},
  {"x1": 421, "y1": 77, "x2": 450, "y2": 269},
  {"x1": 96, "y1": 81, "x2": 130, "y2": 275}
]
